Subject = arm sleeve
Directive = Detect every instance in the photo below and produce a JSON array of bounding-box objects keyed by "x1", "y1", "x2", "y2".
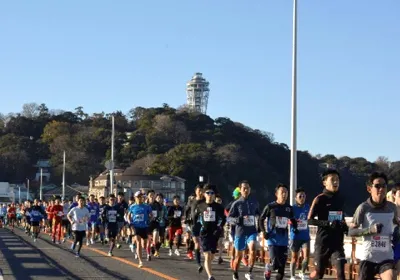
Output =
[
  {"x1": 259, "y1": 205, "x2": 270, "y2": 233},
  {"x1": 307, "y1": 196, "x2": 329, "y2": 227},
  {"x1": 218, "y1": 204, "x2": 226, "y2": 228},
  {"x1": 348, "y1": 204, "x2": 371, "y2": 237},
  {"x1": 228, "y1": 202, "x2": 239, "y2": 225}
]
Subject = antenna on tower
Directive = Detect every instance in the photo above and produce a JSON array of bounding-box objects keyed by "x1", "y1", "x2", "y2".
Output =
[{"x1": 186, "y1": 73, "x2": 210, "y2": 114}]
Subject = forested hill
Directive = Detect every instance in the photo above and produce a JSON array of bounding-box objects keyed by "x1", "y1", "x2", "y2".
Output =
[{"x1": 0, "y1": 103, "x2": 399, "y2": 213}]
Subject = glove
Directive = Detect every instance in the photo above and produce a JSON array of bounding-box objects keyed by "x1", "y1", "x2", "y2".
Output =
[
  {"x1": 369, "y1": 223, "x2": 383, "y2": 234},
  {"x1": 341, "y1": 221, "x2": 349, "y2": 234},
  {"x1": 213, "y1": 226, "x2": 222, "y2": 238},
  {"x1": 263, "y1": 232, "x2": 271, "y2": 240},
  {"x1": 330, "y1": 220, "x2": 342, "y2": 230},
  {"x1": 237, "y1": 217, "x2": 244, "y2": 226}
]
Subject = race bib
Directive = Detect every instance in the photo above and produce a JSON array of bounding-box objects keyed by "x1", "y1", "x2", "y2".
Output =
[
  {"x1": 152, "y1": 210, "x2": 158, "y2": 218},
  {"x1": 204, "y1": 209, "x2": 216, "y2": 222},
  {"x1": 91, "y1": 209, "x2": 96, "y2": 215},
  {"x1": 135, "y1": 214, "x2": 144, "y2": 222},
  {"x1": 174, "y1": 210, "x2": 181, "y2": 218},
  {"x1": 298, "y1": 219, "x2": 308, "y2": 230},
  {"x1": 328, "y1": 211, "x2": 343, "y2": 222},
  {"x1": 371, "y1": 236, "x2": 390, "y2": 252},
  {"x1": 244, "y1": 215, "x2": 255, "y2": 226},
  {"x1": 57, "y1": 211, "x2": 63, "y2": 217},
  {"x1": 276, "y1": 217, "x2": 288, "y2": 228},
  {"x1": 108, "y1": 210, "x2": 117, "y2": 223}
]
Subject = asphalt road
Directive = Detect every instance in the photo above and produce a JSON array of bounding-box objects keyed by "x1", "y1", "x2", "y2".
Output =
[{"x1": 0, "y1": 227, "x2": 322, "y2": 280}]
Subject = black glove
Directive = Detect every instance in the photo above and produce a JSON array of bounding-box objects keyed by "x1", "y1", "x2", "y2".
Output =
[
  {"x1": 213, "y1": 226, "x2": 222, "y2": 238},
  {"x1": 263, "y1": 231, "x2": 271, "y2": 240},
  {"x1": 330, "y1": 220, "x2": 342, "y2": 230},
  {"x1": 376, "y1": 223, "x2": 384, "y2": 234},
  {"x1": 341, "y1": 220, "x2": 349, "y2": 234},
  {"x1": 237, "y1": 217, "x2": 244, "y2": 226}
]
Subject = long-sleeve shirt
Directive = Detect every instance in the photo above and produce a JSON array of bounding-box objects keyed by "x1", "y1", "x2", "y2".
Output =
[{"x1": 228, "y1": 196, "x2": 260, "y2": 237}]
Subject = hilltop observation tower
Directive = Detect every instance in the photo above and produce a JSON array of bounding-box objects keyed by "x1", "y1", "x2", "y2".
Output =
[{"x1": 186, "y1": 73, "x2": 210, "y2": 114}]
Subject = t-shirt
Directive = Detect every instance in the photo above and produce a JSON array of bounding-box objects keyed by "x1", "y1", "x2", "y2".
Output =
[
  {"x1": 104, "y1": 204, "x2": 119, "y2": 228},
  {"x1": 86, "y1": 202, "x2": 99, "y2": 222},
  {"x1": 68, "y1": 207, "x2": 90, "y2": 231},
  {"x1": 167, "y1": 205, "x2": 184, "y2": 227},
  {"x1": 128, "y1": 203, "x2": 152, "y2": 228},
  {"x1": 51, "y1": 205, "x2": 64, "y2": 221},
  {"x1": 290, "y1": 204, "x2": 310, "y2": 241},
  {"x1": 352, "y1": 198, "x2": 397, "y2": 263}
]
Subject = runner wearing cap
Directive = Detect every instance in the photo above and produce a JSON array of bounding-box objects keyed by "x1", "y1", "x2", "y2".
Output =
[{"x1": 127, "y1": 191, "x2": 152, "y2": 268}]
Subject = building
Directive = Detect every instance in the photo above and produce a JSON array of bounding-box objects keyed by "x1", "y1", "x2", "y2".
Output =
[
  {"x1": 89, "y1": 164, "x2": 186, "y2": 202},
  {"x1": 42, "y1": 184, "x2": 89, "y2": 200},
  {"x1": 0, "y1": 182, "x2": 14, "y2": 203},
  {"x1": 186, "y1": 72, "x2": 210, "y2": 114},
  {"x1": 34, "y1": 159, "x2": 51, "y2": 182},
  {"x1": 11, "y1": 184, "x2": 32, "y2": 203}
]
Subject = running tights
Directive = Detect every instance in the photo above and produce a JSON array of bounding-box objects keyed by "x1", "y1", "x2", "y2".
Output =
[{"x1": 72, "y1": 230, "x2": 85, "y2": 253}]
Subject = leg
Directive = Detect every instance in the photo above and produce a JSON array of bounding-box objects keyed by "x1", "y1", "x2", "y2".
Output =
[{"x1": 290, "y1": 240, "x2": 300, "y2": 278}]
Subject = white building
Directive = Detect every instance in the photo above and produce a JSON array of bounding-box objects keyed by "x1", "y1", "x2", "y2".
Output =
[
  {"x1": 0, "y1": 182, "x2": 14, "y2": 203},
  {"x1": 186, "y1": 73, "x2": 210, "y2": 114}
]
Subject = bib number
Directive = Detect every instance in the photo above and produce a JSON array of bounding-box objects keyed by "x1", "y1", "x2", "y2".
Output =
[
  {"x1": 108, "y1": 210, "x2": 117, "y2": 222},
  {"x1": 371, "y1": 236, "x2": 390, "y2": 252},
  {"x1": 244, "y1": 215, "x2": 255, "y2": 226},
  {"x1": 135, "y1": 214, "x2": 144, "y2": 222},
  {"x1": 152, "y1": 210, "x2": 158, "y2": 218},
  {"x1": 298, "y1": 219, "x2": 308, "y2": 230},
  {"x1": 57, "y1": 211, "x2": 63, "y2": 217},
  {"x1": 328, "y1": 211, "x2": 343, "y2": 222},
  {"x1": 174, "y1": 210, "x2": 181, "y2": 218},
  {"x1": 276, "y1": 217, "x2": 288, "y2": 228},
  {"x1": 204, "y1": 209, "x2": 216, "y2": 222}
]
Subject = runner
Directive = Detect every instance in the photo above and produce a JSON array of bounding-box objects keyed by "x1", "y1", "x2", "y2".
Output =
[
  {"x1": 289, "y1": 188, "x2": 311, "y2": 280},
  {"x1": 156, "y1": 193, "x2": 168, "y2": 252},
  {"x1": 116, "y1": 192, "x2": 129, "y2": 249},
  {"x1": 225, "y1": 187, "x2": 241, "y2": 269},
  {"x1": 128, "y1": 191, "x2": 152, "y2": 268},
  {"x1": 167, "y1": 195, "x2": 184, "y2": 257},
  {"x1": 67, "y1": 196, "x2": 90, "y2": 257},
  {"x1": 307, "y1": 169, "x2": 348, "y2": 280},
  {"x1": 7, "y1": 202, "x2": 17, "y2": 232},
  {"x1": 103, "y1": 195, "x2": 120, "y2": 256},
  {"x1": 215, "y1": 194, "x2": 225, "y2": 264},
  {"x1": 259, "y1": 184, "x2": 298, "y2": 280},
  {"x1": 97, "y1": 196, "x2": 107, "y2": 245},
  {"x1": 392, "y1": 183, "x2": 400, "y2": 280},
  {"x1": 86, "y1": 194, "x2": 100, "y2": 245},
  {"x1": 46, "y1": 200, "x2": 54, "y2": 234},
  {"x1": 146, "y1": 190, "x2": 162, "y2": 259},
  {"x1": 188, "y1": 185, "x2": 205, "y2": 269},
  {"x1": 62, "y1": 199, "x2": 71, "y2": 241},
  {"x1": 30, "y1": 199, "x2": 45, "y2": 242},
  {"x1": 51, "y1": 196, "x2": 64, "y2": 244},
  {"x1": 349, "y1": 172, "x2": 398, "y2": 280},
  {"x1": 194, "y1": 184, "x2": 226, "y2": 280},
  {"x1": 228, "y1": 180, "x2": 260, "y2": 280}
]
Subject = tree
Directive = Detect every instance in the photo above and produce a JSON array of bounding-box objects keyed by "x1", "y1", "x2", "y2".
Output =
[
  {"x1": 375, "y1": 156, "x2": 390, "y2": 173},
  {"x1": 22, "y1": 103, "x2": 40, "y2": 118}
]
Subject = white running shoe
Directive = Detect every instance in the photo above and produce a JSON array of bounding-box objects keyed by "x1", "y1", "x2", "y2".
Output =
[
  {"x1": 245, "y1": 272, "x2": 254, "y2": 280},
  {"x1": 174, "y1": 249, "x2": 180, "y2": 256},
  {"x1": 169, "y1": 249, "x2": 173, "y2": 256}
]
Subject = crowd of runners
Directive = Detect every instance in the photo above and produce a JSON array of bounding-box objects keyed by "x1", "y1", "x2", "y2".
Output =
[{"x1": 1, "y1": 169, "x2": 400, "y2": 280}]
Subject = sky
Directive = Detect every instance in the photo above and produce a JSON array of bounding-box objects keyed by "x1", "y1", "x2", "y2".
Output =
[{"x1": 0, "y1": 0, "x2": 399, "y2": 162}]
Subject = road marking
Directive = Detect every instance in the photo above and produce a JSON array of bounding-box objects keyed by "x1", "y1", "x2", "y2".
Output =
[{"x1": 66, "y1": 240, "x2": 179, "y2": 280}]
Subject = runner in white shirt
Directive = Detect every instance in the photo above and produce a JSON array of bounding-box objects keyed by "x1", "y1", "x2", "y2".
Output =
[{"x1": 67, "y1": 197, "x2": 90, "y2": 258}]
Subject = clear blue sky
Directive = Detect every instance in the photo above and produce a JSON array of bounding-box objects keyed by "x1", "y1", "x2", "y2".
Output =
[{"x1": 1, "y1": 0, "x2": 399, "y2": 162}]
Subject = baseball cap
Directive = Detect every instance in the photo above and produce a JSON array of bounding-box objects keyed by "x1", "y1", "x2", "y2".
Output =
[{"x1": 134, "y1": 191, "x2": 142, "y2": 197}]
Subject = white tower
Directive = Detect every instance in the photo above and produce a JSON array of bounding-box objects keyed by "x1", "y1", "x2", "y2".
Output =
[{"x1": 186, "y1": 73, "x2": 210, "y2": 114}]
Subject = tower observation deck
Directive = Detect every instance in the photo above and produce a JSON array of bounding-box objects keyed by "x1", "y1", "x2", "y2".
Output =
[{"x1": 186, "y1": 73, "x2": 210, "y2": 114}]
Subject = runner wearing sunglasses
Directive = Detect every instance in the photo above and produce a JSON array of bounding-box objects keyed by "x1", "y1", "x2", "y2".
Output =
[{"x1": 194, "y1": 184, "x2": 226, "y2": 280}]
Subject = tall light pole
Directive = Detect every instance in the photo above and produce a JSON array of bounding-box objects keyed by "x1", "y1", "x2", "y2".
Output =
[
  {"x1": 289, "y1": 0, "x2": 298, "y2": 206},
  {"x1": 26, "y1": 178, "x2": 30, "y2": 200},
  {"x1": 110, "y1": 115, "x2": 115, "y2": 196},
  {"x1": 62, "y1": 151, "x2": 66, "y2": 200},
  {"x1": 40, "y1": 168, "x2": 43, "y2": 200},
  {"x1": 18, "y1": 186, "x2": 21, "y2": 203}
]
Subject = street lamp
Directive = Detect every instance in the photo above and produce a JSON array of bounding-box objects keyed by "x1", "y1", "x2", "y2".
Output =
[
  {"x1": 40, "y1": 168, "x2": 43, "y2": 200},
  {"x1": 289, "y1": 0, "x2": 298, "y2": 206},
  {"x1": 26, "y1": 178, "x2": 30, "y2": 200}
]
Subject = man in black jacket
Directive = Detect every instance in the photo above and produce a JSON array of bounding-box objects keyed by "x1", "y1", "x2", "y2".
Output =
[{"x1": 307, "y1": 169, "x2": 348, "y2": 280}]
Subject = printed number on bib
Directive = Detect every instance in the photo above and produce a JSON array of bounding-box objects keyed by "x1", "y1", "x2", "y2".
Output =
[
  {"x1": 204, "y1": 209, "x2": 216, "y2": 222},
  {"x1": 57, "y1": 211, "x2": 63, "y2": 217},
  {"x1": 108, "y1": 210, "x2": 117, "y2": 222},
  {"x1": 328, "y1": 211, "x2": 343, "y2": 222},
  {"x1": 297, "y1": 219, "x2": 307, "y2": 230},
  {"x1": 174, "y1": 210, "x2": 181, "y2": 218},
  {"x1": 152, "y1": 210, "x2": 158, "y2": 218},
  {"x1": 244, "y1": 215, "x2": 255, "y2": 226},
  {"x1": 135, "y1": 214, "x2": 144, "y2": 222},
  {"x1": 371, "y1": 236, "x2": 390, "y2": 252},
  {"x1": 276, "y1": 217, "x2": 288, "y2": 228}
]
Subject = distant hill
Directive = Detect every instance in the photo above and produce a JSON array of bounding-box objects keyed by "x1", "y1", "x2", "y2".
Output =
[{"x1": 0, "y1": 102, "x2": 398, "y2": 213}]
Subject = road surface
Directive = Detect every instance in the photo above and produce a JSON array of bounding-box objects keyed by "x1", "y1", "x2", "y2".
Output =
[{"x1": 0, "y1": 228, "x2": 325, "y2": 280}]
